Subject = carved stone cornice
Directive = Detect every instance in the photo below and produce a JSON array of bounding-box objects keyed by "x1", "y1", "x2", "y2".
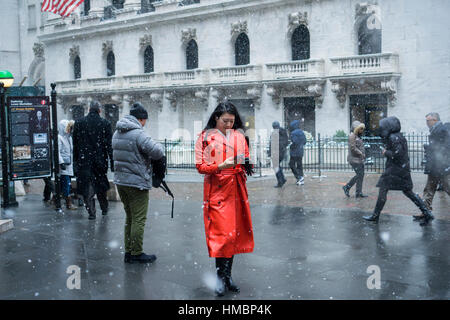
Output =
[
  {"x1": 69, "y1": 45, "x2": 80, "y2": 61},
  {"x1": 287, "y1": 11, "x2": 308, "y2": 36},
  {"x1": 266, "y1": 85, "x2": 282, "y2": 106},
  {"x1": 165, "y1": 91, "x2": 179, "y2": 111},
  {"x1": 231, "y1": 20, "x2": 248, "y2": 42},
  {"x1": 246, "y1": 86, "x2": 263, "y2": 109},
  {"x1": 330, "y1": 81, "x2": 347, "y2": 108},
  {"x1": 102, "y1": 40, "x2": 113, "y2": 56},
  {"x1": 139, "y1": 34, "x2": 153, "y2": 51},
  {"x1": 150, "y1": 92, "x2": 163, "y2": 112},
  {"x1": 210, "y1": 87, "x2": 227, "y2": 103},
  {"x1": 33, "y1": 43, "x2": 45, "y2": 59},
  {"x1": 181, "y1": 28, "x2": 197, "y2": 47}
]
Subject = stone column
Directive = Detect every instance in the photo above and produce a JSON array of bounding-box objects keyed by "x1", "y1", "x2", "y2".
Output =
[
  {"x1": 124, "y1": 0, "x2": 141, "y2": 11},
  {"x1": 89, "y1": 0, "x2": 108, "y2": 16}
]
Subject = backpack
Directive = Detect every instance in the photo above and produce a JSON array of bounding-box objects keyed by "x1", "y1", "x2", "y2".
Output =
[{"x1": 151, "y1": 156, "x2": 174, "y2": 218}]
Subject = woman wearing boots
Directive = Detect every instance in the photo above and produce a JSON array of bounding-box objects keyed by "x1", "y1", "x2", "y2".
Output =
[
  {"x1": 58, "y1": 120, "x2": 77, "y2": 210},
  {"x1": 195, "y1": 102, "x2": 254, "y2": 296},
  {"x1": 343, "y1": 121, "x2": 368, "y2": 198},
  {"x1": 363, "y1": 117, "x2": 433, "y2": 226}
]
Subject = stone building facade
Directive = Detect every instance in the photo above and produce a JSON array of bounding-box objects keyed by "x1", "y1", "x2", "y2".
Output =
[{"x1": 13, "y1": 0, "x2": 450, "y2": 141}]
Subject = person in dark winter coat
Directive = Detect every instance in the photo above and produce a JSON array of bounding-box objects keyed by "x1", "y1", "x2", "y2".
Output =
[
  {"x1": 72, "y1": 101, "x2": 114, "y2": 220},
  {"x1": 268, "y1": 121, "x2": 289, "y2": 188},
  {"x1": 363, "y1": 116, "x2": 434, "y2": 226},
  {"x1": 113, "y1": 102, "x2": 164, "y2": 264},
  {"x1": 289, "y1": 120, "x2": 307, "y2": 185},
  {"x1": 420, "y1": 112, "x2": 450, "y2": 215},
  {"x1": 343, "y1": 121, "x2": 368, "y2": 198}
]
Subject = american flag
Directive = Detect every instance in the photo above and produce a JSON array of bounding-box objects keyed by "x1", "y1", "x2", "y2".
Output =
[{"x1": 41, "y1": 0, "x2": 85, "y2": 18}]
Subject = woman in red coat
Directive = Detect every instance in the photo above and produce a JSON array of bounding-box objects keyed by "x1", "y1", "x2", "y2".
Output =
[{"x1": 195, "y1": 102, "x2": 254, "y2": 296}]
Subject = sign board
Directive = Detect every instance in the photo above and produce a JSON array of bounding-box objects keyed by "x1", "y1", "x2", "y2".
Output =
[{"x1": 7, "y1": 96, "x2": 52, "y2": 180}]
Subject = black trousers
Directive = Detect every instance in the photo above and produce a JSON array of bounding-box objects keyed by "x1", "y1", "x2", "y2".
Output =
[
  {"x1": 83, "y1": 180, "x2": 108, "y2": 215},
  {"x1": 43, "y1": 177, "x2": 54, "y2": 201},
  {"x1": 289, "y1": 156, "x2": 304, "y2": 180},
  {"x1": 346, "y1": 163, "x2": 365, "y2": 194},
  {"x1": 374, "y1": 188, "x2": 423, "y2": 214},
  {"x1": 274, "y1": 153, "x2": 286, "y2": 185}
]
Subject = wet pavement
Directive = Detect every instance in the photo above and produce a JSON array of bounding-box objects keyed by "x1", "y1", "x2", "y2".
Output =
[{"x1": 0, "y1": 170, "x2": 449, "y2": 300}]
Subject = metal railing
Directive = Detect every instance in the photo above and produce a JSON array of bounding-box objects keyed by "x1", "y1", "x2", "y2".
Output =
[{"x1": 157, "y1": 133, "x2": 428, "y2": 173}]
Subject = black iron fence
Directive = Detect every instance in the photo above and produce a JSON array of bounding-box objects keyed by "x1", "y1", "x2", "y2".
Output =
[{"x1": 157, "y1": 133, "x2": 428, "y2": 174}]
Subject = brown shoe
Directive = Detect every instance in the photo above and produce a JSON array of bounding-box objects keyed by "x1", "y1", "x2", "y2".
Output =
[{"x1": 65, "y1": 196, "x2": 78, "y2": 210}]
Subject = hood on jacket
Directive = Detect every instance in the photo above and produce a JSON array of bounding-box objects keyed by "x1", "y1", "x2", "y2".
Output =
[
  {"x1": 351, "y1": 121, "x2": 365, "y2": 136},
  {"x1": 289, "y1": 120, "x2": 300, "y2": 131},
  {"x1": 115, "y1": 115, "x2": 143, "y2": 133},
  {"x1": 379, "y1": 116, "x2": 401, "y2": 138},
  {"x1": 58, "y1": 120, "x2": 70, "y2": 137}
]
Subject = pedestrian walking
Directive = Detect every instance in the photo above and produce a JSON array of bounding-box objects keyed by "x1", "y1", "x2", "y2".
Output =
[
  {"x1": 195, "y1": 102, "x2": 254, "y2": 296},
  {"x1": 58, "y1": 119, "x2": 77, "y2": 210},
  {"x1": 268, "y1": 121, "x2": 289, "y2": 188},
  {"x1": 72, "y1": 101, "x2": 114, "y2": 220},
  {"x1": 343, "y1": 121, "x2": 368, "y2": 198},
  {"x1": 288, "y1": 120, "x2": 307, "y2": 185},
  {"x1": 112, "y1": 102, "x2": 164, "y2": 264},
  {"x1": 419, "y1": 112, "x2": 449, "y2": 219},
  {"x1": 363, "y1": 116, "x2": 434, "y2": 226}
]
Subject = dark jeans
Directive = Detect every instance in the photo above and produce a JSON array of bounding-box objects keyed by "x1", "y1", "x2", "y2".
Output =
[
  {"x1": 43, "y1": 177, "x2": 54, "y2": 201},
  {"x1": 60, "y1": 175, "x2": 71, "y2": 197},
  {"x1": 274, "y1": 153, "x2": 286, "y2": 185},
  {"x1": 346, "y1": 163, "x2": 365, "y2": 194},
  {"x1": 289, "y1": 156, "x2": 304, "y2": 180},
  {"x1": 83, "y1": 179, "x2": 108, "y2": 216},
  {"x1": 374, "y1": 188, "x2": 425, "y2": 214}
]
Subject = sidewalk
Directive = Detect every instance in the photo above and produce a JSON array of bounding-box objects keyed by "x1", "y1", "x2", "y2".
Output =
[
  {"x1": 21, "y1": 169, "x2": 449, "y2": 220},
  {"x1": 0, "y1": 169, "x2": 448, "y2": 299}
]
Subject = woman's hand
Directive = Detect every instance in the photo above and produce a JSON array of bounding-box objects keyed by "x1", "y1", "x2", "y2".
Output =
[{"x1": 218, "y1": 156, "x2": 235, "y2": 170}]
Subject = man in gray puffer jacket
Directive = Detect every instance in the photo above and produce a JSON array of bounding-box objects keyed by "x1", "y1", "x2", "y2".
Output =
[{"x1": 112, "y1": 102, "x2": 164, "y2": 264}]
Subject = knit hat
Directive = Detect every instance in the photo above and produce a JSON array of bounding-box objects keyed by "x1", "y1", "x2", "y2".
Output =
[
  {"x1": 130, "y1": 102, "x2": 148, "y2": 119},
  {"x1": 272, "y1": 121, "x2": 280, "y2": 129}
]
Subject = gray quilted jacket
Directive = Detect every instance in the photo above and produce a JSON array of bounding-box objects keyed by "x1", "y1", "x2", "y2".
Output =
[{"x1": 112, "y1": 115, "x2": 164, "y2": 190}]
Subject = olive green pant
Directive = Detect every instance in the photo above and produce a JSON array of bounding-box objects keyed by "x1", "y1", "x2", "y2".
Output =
[{"x1": 117, "y1": 185, "x2": 149, "y2": 256}]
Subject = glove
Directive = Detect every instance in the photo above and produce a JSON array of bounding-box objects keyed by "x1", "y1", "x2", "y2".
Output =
[
  {"x1": 60, "y1": 163, "x2": 67, "y2": 170},
  {"x1": 243, "y1": 157, "x2": 254, "y2": 176}
]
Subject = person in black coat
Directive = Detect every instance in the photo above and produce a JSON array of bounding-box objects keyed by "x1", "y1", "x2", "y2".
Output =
[
  {"x1": 363, "y1": 116, "x2": 434, "y2": 226},
  {"x1": 421, "y1": 113, "x2": 450, "y2": 215},
  {"x1": 268, "y1": 121, "x2": 289, "y2": 188},
  {"x1": 72, "y1": 101, "x2": 114, "y2": 220}
]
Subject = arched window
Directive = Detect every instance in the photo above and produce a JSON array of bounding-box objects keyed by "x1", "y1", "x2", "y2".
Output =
[
  {"x1": 186, "y1": 39, "x2": 198, "y2": 70},
  {"x1": 107, "y1": 51, "x2": 115, "y2": 76},
  {"x1": 291, "y1": 25, "x2": 310, "y2": 61},
  {"x1": 144, "y1": 46, "x2": 154, "y2": 73},
  {"x1": 235, "y1": 33, "x2": 250, "y2": 65},
  {"x1": 74, "y1": 56, "x2": 81, "y2": 79},
  {"x1": 358, "y1": 14, "x2": 382, "y2": 55}
]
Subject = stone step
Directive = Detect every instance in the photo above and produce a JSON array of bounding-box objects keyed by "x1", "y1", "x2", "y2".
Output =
[{"x1": 0, "y1": 219, "x2": 14, "y2": 234}]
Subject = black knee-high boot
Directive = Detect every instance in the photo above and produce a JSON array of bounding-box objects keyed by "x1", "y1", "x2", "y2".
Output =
[
  {"x1": 215, "y1": 258, "x2": 226, "y2": 296},
  {"x1": 224, "y1": 256, "x2": 240, "y2": 293},
  {"x1": 406, "y1": 192, "x2": 434, "y2": 226}
]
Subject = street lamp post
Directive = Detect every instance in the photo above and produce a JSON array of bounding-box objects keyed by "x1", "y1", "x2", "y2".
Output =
[{"x1": 0, "y1": 70, "x2": 17, "y2": 208}]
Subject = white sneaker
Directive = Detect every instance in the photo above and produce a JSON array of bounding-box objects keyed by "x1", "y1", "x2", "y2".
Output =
[{"x1": 297, "y1": 177, "x2": 304, "y2": 185}]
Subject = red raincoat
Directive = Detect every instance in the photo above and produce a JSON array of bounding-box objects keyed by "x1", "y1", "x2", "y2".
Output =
[{"x1": 195, "y1": 128, "x2": 254, "y2": 258}]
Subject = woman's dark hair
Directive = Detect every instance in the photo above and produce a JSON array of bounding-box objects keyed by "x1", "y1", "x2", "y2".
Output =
[{"x1": 204, "y1": 102, "x2": 245, "y2": 131}]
